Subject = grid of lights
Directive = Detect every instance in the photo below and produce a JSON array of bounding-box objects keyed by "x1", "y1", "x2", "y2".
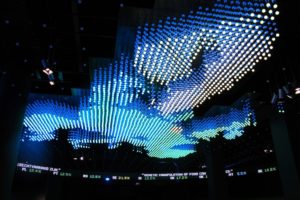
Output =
[
  {"x1": 21, "y1": 0, "x2": 276, "y2": 158},
  {"x1": 23, "y1": 100, "x2": 78, "y2": 141},
  {"x1": 134, "y1": 0, "x2": 279, "y2": 115},
  {"x1": 22, "y1": 94, "x2": 255, "y2": 158},
  {"x1": 191, "y1": 100, "x2": 256, "y2": 141}
]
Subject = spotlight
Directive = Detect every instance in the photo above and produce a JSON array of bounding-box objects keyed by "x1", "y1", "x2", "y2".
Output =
[
  {"x1": 43, "y1": 68, "x2": 53, "y2": 75},
  {"x1": 49, "y1": 81, "x2": 55, "y2": 86},
  {"x1": 295, "y1": 87, "x2": 300, "y2": 95},
  {"x1": 105, "y1": 177, "x2": 110, "y2": 182}
]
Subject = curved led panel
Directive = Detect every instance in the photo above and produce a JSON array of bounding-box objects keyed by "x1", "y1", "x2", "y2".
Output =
[
  {"x1": 134, "y1": 0, "x2": 279, "y2": 115},
  {"x1": 22, "y1": 0, "x2": 277, "y2": 158}
]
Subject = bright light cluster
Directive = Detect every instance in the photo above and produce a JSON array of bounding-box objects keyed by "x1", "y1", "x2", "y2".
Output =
[
  {"x1": 134, "y1": 0, "x2": 279, "y2": 115},
  {"x1": 21, "y1": 0, "x2": 275, "y2": 158}
]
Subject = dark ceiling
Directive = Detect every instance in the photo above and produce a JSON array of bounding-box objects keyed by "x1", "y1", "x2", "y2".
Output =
[{"x1": 1, "y1": 0, "x2": 155, "y2": 94}]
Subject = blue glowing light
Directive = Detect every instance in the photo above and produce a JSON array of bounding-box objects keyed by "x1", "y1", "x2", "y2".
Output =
[
  {"x1": 133, "y1": 0, "x2": 279, "y2": 115},
  {"x1": 21, "y1": 0, "x2": 277, "y2": 158}
]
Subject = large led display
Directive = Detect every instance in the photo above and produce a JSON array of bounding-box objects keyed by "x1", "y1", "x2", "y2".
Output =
[{"x1": 22, "y1": 0, "x2": 278, "y2": 158}]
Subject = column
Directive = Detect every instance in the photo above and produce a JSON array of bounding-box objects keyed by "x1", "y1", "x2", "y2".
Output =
[
  {"x1": 0, "y1": 69, "x2": 30, "y2": 200},
  {"x1": 200, "y1": 136, "x2": 228, "y2": 200}
]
